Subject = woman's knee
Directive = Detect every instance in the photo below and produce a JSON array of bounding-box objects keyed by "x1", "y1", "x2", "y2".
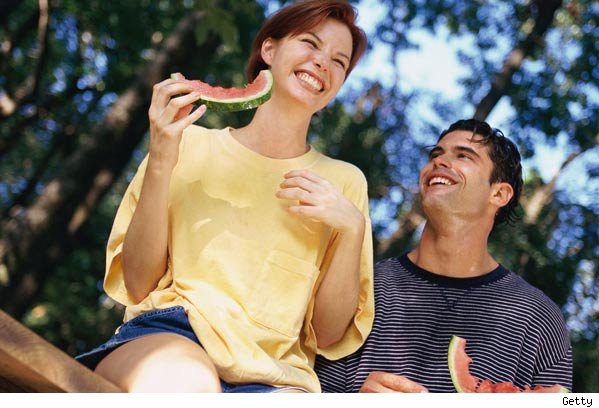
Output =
[{"x1": 95, "y1": 333, "x2": 221, "y2": 392}]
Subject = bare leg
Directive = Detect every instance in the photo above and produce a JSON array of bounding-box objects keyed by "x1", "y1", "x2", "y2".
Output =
[{"x1": 95, "y1": 332, "x2": 221, "y2": 392}]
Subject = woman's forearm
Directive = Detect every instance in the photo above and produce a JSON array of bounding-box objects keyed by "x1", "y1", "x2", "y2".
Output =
[
  {"x1": 312, "y1": 220, "x2": 365, "y2": 348},
  {"x1": 122, "y1": 158, "x2": 172, "y2": 303}
]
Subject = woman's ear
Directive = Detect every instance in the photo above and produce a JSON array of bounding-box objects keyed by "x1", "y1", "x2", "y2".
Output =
[
  {"x1": 490, "y1": 182, "x2": 514, "y2": 209},
  {"x1": 261, "y1": 38, "x2": 275, "y2": 66}
]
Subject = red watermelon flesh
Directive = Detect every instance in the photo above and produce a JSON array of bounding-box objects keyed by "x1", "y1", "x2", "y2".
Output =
[
  {"x1": 170, "y1": 69, "x2": 273, "y2": 112},
  {"x1": 447, "y1": 335, "x2": 569, "y2": 393}
]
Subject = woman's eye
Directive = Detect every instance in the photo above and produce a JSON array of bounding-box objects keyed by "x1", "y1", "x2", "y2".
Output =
[
  {"x1": 302, "y1": 39, "x2": 317, "y2": 47},
  {"x1": 333, "y1": 59, "x2": 346, "y2": 69}
]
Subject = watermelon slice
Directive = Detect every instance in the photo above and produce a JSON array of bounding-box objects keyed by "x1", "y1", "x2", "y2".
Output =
[
  {"x1": 170, "y1": 69, "x2": 273, "y2": 112},
  {"x1": 447, "y1": 335, "x2": 569, "y2": 393}
]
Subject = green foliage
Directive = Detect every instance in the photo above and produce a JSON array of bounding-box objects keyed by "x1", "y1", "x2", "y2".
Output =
[
  {"x1": 369, "y1": 0, "x2": 598, "y2": 391},
  {"x1": 1, "y1": 0, "x2": 597, "y2": 392}
]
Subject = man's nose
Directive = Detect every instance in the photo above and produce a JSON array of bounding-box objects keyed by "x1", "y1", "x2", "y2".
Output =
[{"x1": 432, "y1": 154, "x2": 450, "y2": 168}]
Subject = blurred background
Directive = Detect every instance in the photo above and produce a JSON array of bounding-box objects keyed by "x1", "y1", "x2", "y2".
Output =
[{"x1": 0, "y1": 0, "x2": 597, "y2": 392}]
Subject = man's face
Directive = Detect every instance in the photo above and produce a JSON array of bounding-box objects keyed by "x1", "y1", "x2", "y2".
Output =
[{"x1": 419, "y1": 130, "x2": 497, "y2": 222}]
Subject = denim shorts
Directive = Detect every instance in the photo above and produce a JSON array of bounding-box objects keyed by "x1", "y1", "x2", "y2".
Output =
[{"x1": 75, "y1": 306, "x2": 305, "y2": 393}]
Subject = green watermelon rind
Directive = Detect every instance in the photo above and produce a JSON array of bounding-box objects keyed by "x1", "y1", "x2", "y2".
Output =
[
  {"x1": 170, "y1": 70, "x2": 273, "y2": 112},
  {"x1": 448, "y1": 335, "x2": 475, "y2": 393}
]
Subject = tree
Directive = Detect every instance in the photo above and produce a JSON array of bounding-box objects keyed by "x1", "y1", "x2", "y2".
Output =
[
  {"x1": 365, "y1": 0, "x2": 598, "y2": 392},
  {"x1": 0, "y1": 0, "x2": 266, "y2": 351},
  {"x1": 0, "y1": 0, "x2": 597, "y2": 391}
]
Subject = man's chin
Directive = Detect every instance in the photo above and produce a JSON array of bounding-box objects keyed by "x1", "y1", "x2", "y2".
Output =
[
  {"x1": 423, "y1": 197, "x2": 469, "y2": 225},
  {"x1": 421, "y1": 196, "x2": 452, "y2": 213}
]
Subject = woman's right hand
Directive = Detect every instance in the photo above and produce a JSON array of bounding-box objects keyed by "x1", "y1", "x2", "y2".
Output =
[{"x1": 147, "y1": 77, "x2": 206, "y2": 172}]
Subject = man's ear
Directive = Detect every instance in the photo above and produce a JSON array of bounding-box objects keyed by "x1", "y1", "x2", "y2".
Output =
[
  {"x1": 490, "y1": 182, "x2": 514, "y2": 209},
  {"x1": 261, "y1": 38, "x2": 275, "y2": 66}
]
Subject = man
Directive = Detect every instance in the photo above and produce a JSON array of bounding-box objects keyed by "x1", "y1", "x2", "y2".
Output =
[{"x1": 315, "y1": 119, "x2": 572, "y2": 392}]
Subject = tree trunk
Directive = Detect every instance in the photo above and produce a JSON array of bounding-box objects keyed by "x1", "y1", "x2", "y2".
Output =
[
  {"x1": 0, "y1": 10, "x2": 221, "y2": 319},
  {"x1": 377, "y1": 0, "x2": 565, "y2": 259},
  {"x1": 473, "y1": 0, "x2": 563, "y2": 119}
]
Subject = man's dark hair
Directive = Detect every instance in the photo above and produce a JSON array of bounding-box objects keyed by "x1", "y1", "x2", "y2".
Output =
[{"x1": 438, "y1": 119, "x2": 523, "y2": 226}]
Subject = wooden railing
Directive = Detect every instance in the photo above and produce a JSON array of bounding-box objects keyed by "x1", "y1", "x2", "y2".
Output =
[{"x1": 0, "y1": 309, "x2": 120, "y2": 392}]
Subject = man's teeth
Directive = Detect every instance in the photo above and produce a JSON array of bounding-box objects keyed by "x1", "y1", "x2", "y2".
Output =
[
  {"x1": 429, "y1": 176, "x2": 454, "y2": 186},
  {"x1": 297, "y1": 72, "x2": 322, "y2": 91}
]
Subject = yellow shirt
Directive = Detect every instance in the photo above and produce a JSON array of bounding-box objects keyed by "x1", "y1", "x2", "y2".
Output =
[{"x1": 104, "y1": 125, "x2": 374, "y2": 392}]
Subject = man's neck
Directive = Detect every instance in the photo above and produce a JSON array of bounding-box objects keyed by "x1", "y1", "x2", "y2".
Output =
[{"x1": 409, "y1": 218, "x2": 498, "y2": 278}]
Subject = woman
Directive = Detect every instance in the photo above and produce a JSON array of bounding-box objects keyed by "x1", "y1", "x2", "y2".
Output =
[{"x1": 76, "y1": 0, "x2": 374, "y2": 392}]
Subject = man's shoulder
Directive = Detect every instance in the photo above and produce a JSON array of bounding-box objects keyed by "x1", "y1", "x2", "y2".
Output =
[
  {"x1": 373, "y1": 256, "x2": 408, "y2": 279},
  {"x1": 500, "y1": 269, "x2": 563, "y2": 310}
]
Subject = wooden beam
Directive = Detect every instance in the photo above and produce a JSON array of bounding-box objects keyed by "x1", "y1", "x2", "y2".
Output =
[{"x1": 0, "y1": 309, "x2": 121, "y2": 392}]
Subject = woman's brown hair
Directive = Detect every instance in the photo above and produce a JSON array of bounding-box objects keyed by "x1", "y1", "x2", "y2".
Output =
[{"x1": 246, "y1": 0, "x2": 367, "y2": 81}]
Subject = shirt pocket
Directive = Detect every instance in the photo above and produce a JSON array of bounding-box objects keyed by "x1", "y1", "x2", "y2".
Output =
[{"x1": 246, "y1": 250, "x2": 319, "y2": 338}]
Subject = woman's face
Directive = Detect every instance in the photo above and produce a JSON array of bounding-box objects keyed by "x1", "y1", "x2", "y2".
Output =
[{"x1": 261, "y1": 18, "x2": 353, "y2": 113}]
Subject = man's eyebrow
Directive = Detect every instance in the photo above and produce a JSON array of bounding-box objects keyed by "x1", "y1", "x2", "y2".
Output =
[
  {"x1": 454, "y1": 145, "x2": 481, "y2": 158},
  {"x1": 306, "y1": 32, "x2": 351, "y2": 62},
  {"x1": 428, "y1": 145, "x2": 443, "y2": 158},
  {"x1": 428, "y1": 145, "x2": 481, "y2": 159}
]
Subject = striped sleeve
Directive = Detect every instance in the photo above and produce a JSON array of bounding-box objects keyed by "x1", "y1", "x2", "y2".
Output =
[
  {"x1": 315, "y1": 354, "x2": 349, "y2": 393},
  {"x1": 533, "y1": 346, "x2": 573, "y2": 390}
]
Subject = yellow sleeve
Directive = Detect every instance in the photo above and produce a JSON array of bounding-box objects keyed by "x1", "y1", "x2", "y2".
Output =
[
  {"x1": 103, "y1": 155, "x2": 149, "y2": 306},
  {"x1": 303, "y1": 168, "x2": 375, "y2": 360}
]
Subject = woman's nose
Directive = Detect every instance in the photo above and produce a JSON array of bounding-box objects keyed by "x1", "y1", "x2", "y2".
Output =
[{"x1": 313, "y1": 52, "x2": 329, "y2": 72}]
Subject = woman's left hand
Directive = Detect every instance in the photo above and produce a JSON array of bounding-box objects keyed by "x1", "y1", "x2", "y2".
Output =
[{"x1": 275, "y1": 169, "x2": 365, "y2": 234}]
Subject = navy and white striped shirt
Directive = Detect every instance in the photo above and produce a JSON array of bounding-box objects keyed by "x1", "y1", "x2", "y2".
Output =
[{"x1": 315, "y1": 254, "x2": 572, "y2": 392}]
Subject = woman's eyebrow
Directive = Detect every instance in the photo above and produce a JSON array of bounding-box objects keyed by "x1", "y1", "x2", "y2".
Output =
[{"x1": 305, "y1": 31, "x2": 351, "y2": 62}]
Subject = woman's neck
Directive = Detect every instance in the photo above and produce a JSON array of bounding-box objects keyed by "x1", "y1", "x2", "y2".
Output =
[{"x1": 230, "y1": 100, "x2": 313, "y2": 159}]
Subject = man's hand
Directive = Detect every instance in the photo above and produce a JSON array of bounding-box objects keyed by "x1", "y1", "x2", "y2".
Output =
[{"x1": 359, "y1": 371, "x2": 429, "y2": 393}]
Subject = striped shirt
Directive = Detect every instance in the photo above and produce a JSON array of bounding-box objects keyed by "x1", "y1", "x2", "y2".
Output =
[{"x1": 315, "y1": 254, "x2": 572, "y2": 392}]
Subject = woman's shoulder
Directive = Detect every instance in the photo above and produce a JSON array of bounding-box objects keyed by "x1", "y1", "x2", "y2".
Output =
[
  {"x1": 179, "y1": 125, "x2": 231, "y2": 152},
  {"x1": 182, "y1": 124, "x2": 227, "y2": 139},
  {"x1": 314, "y1": 153, "x2": 367, "y2": 184}
]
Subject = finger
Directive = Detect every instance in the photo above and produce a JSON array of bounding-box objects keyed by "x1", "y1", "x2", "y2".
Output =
[
  {"x1": 171, "y1": 104, "x2": 207, "y2": 130},
  {"x1": 360, "y1": 382, "x2": 396, "y2": 393},
  {"x1": 150, "y1": 84, "x2": 193, "y2": 122},
  {"x1": 151, "y1": 79, "x2": 192, "y2": 107},
  {"x1": 284, "y1": 169, "x2": 326, "y2": 184},
  {"x1": 151, "y1": 77, "x2": 179, "y2": 105},
  {"x1": 286, "y1": 206, "x2": 330, "y2": 226},
  {"x1": 279, "y1": 176, "x2": 321, "y2": 193},
  {"x1": 275, "y1": 188, "x2": 315, "y2": 205},
  {"x1": 360, "y1": 373, "x2": 398, "y2": 393},
  {"x1": 185, "y1": 104, "x2": 207, "y2": 124},
  {"x1": 174, "y1": 104, "x2": 193, "y2": 122},
  {"x1": 152, "y1": 82, "x2": 197, "y2": 119},
  {"x1": 161, "y1": 92, "x2": 202, "y2": 122},
  {"x1": 381, "y1": 374, "x2": 428, "y2": 393}
]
